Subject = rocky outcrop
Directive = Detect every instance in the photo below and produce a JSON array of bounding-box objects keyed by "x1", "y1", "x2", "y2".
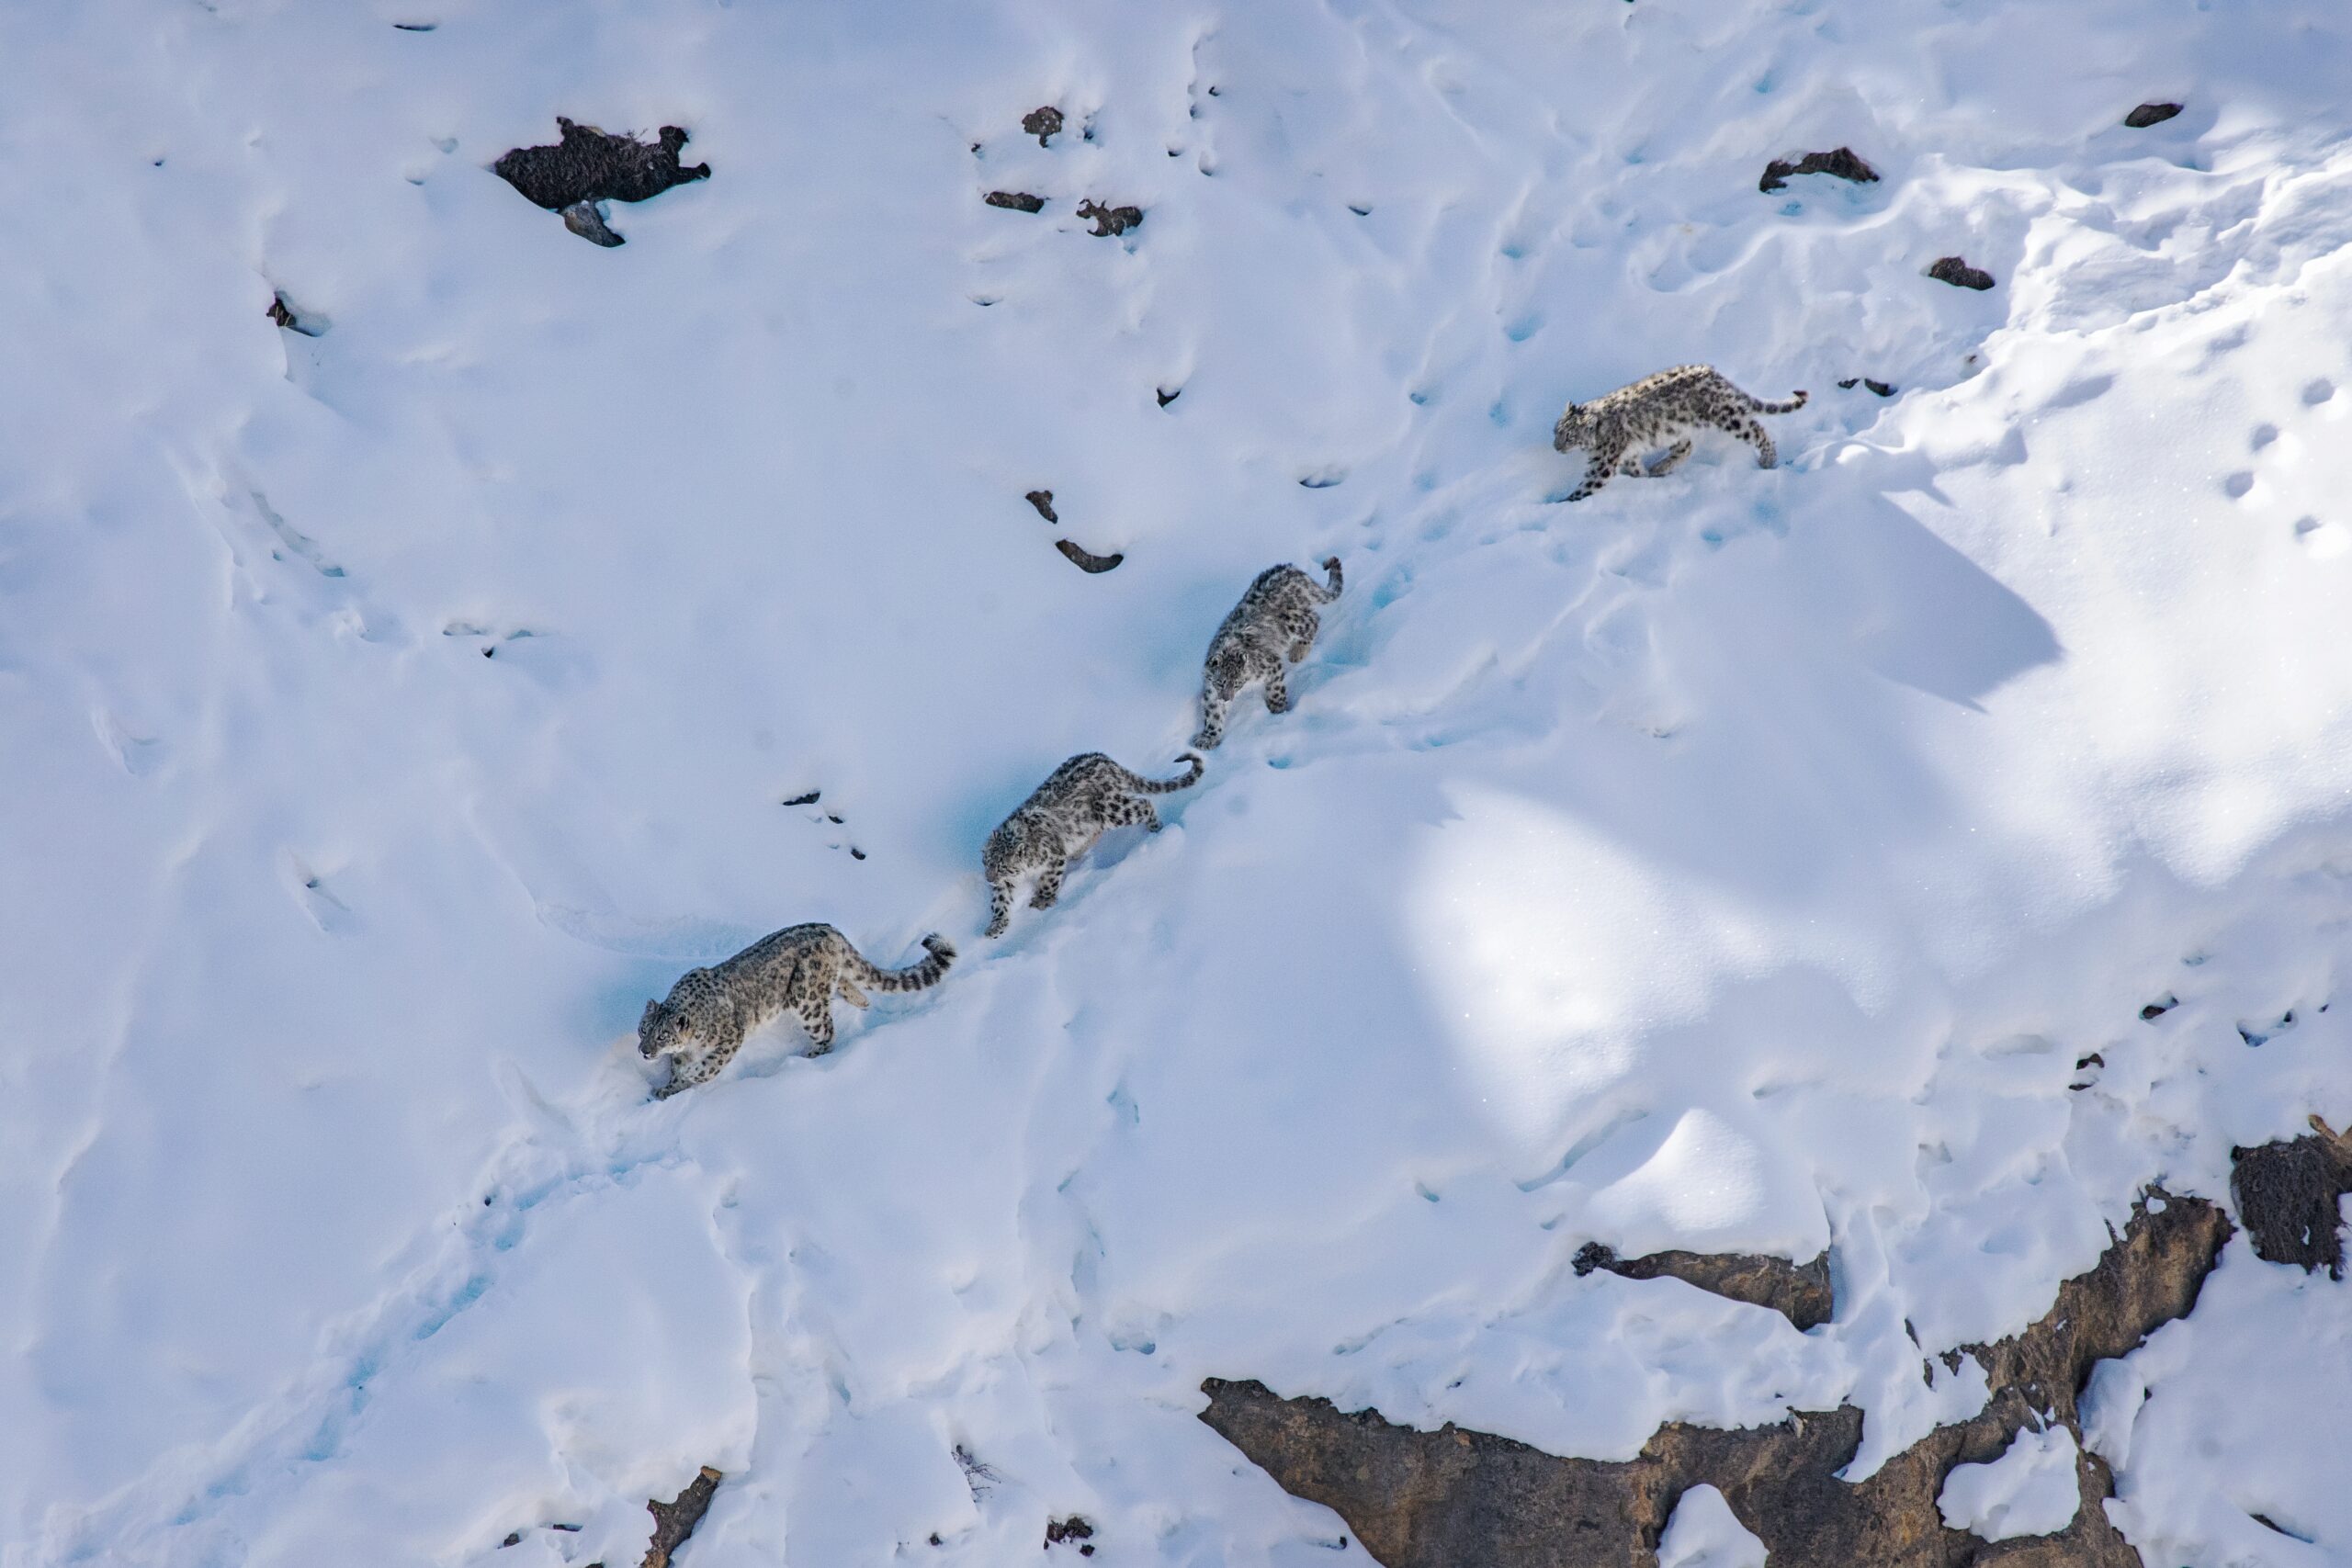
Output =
[
  {"x1": 1023, "y1": 107, "x2": 1066, "y2": 146},
  {"x1": 492, "y1": 118, "x2": 711, "y2": 247},
  {"x1": 1928, "y1": 256, "x2": 1996, "y2": 290},
  {"x1": 1570, "y1": 1242, "x2": 1832, "y2": 1331},
  {"x1": 2231, "y1": 1116, "x2": 2352, "y2": 1278},
  {"x1": 2122, "y1": 103, "x2": 2182, "y2": 129},
  {"x1": 1758, "y1": 148, "x2": 1879, "y2": 193},
  {"x1": 1076, "y1": 199, "x2": 1143, "y2": 237},
  {"x1": 1200, "y1": 1192, "x2": 2229, "y2": 1568}
]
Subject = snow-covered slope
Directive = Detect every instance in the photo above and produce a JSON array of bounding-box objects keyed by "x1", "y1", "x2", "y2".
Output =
[{"x1": 6, "y1": 1, "x2": 2351, "y2": 1563}]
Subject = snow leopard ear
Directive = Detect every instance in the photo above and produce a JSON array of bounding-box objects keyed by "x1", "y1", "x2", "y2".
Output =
[{"x1": 639, "y1": 998, "x2": 666, "y2": 1032}]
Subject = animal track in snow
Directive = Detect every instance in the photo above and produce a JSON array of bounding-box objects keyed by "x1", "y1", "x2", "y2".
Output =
[{"x1": 784, "y1": 789, "x2": 865, "y2": 860}]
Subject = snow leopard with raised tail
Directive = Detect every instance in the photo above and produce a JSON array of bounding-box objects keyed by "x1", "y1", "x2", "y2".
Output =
[
  {"x1": 1552, "y1": 366, "x2": 1807, "y2": 502},
  {"x1": 1193, "y1": 557, "x2": 1343, "y2": 750},
  {"x1": 983, "y1": 751, "x2": 1205, "y2": 936},
  {"x1": 640, "y1": 924, "x2": 955, "y2": 1095}
]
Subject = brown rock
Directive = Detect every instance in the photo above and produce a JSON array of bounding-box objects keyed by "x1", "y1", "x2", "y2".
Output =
[
  {"x1": 643, "y1": 1467, "x2": 722, "y2": 1568},
  {"x1": 1928, "y1": 256, "x2": 1996, "y2": 290},
  {"x1": 2231, "y1": 1115, "x2": 2352, "y2": 1278},
  {"x1": 1759, "y1": 148, "x2": 1880, "y2": 193},
  {"x1": 1023, "y1": 106, "x2": 1066, "y2": 146},
  {"x1": 1200, "y1": 1192, "x2": 2230, "y2": 1568},
  {"x1": 1572, "y1": 1242, "x2": 1833, "y2": 1331},
  {"x1": 1077, "y1": 199, "x2": 1144, "y2": 237},
  {"x1": 986, "y1": 190, "x2": 1046, "y2": 213},
  {"x1": 1055, "y1": 538, "x2": 1123, "y2": 573}
]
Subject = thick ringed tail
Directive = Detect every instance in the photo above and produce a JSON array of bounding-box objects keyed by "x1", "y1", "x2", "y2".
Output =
[
  {"x1": 862, "y1": 934, "x2": 956, "y2": 992},
  {"x1": 1316, "y1": 555, "x2": 1343, "y2": 601},
  {"x1": 1747, "y1": 389, "x2": 1809, "y2": 414},
  {"x1": 1139, "y1": 752, "x2": 1206, "y2": 793}
]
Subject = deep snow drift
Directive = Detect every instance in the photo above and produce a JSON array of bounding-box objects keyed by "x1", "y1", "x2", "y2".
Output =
[{"x1": 5, "y1": 2, "x2": 2352, "y2": 1564}]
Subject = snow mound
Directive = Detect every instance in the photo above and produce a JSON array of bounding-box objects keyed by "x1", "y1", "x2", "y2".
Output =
[
  {"x1": 1658, "y1": 1483, "x2": 1769, "y2": 1568},
  {"x1": 1938, "y1": 1425, "x2": 2082, "y2": 1541}
]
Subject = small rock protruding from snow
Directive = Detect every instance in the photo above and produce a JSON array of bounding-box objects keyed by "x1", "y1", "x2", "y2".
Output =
[
  {"x1": 2230, "y1": 1116, "x2": 2352, "y2": 1277},
  {"x1": 1938, "y1": 1426, "x2": 2083, "y2": 1541},
  {"x1": 1928, "y1": 255, "x2": 1996, "y2": 290},
  {"x1": 492, "y1": 118, "x2": 710, "y2": 245},
  {"x1": 2124, "y1": 101, "x2": 2185, "y2": 128},
  {"x1": 1758, "y1": 147, "x2": 1878, "y2": 192},
  {"x1": 985, "y1": 189, "x2": 1046, "y2": 212},
  {"x1": 1076, "y1": 199, "x2": 1143, "y2": 237},
  {"x1": 1022, "y1": 106, "x2": 1064, "y2": 145},
  {"x1": 1657, "y1": 1484, "x2": 1767, "y2": 1568}
]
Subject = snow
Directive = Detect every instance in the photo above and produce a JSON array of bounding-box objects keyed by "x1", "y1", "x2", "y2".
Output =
[
  {"x1": 6, "y1": 0, "x2": 2352, "y2": 1565},
  {"x1": 2090, "y1": 1248, "x2": 2352, "y2": 1566},
  {"x1": 1658, "y1": 1483, "x2": 1769, "y2": 1568},
  {"x1": 1938, "y1": 1424, "x2": 2084, "y2": 1541}
]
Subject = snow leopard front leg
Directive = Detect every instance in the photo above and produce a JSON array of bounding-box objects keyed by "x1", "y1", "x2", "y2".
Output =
[
  {"x1": 1566, "y1": 436, "x2": 1629, "y2": 502},
  {"x1": 985, "y1": 875, "x2": 1015, "y2": 938},
  {"x1": 1262, "y1": 661, "x2": 1291, "y2": 715}
]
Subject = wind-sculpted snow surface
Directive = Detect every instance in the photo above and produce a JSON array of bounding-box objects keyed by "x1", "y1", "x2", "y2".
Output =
[{"x1": 5, "y1": 2, "x2": 2352, "y2": 1565}]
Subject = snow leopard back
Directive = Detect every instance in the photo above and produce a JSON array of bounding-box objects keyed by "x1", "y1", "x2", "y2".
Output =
[
  {"x1": 1194, "y1": 557, "x2": 1342, "y2": 749},
  {"x1": 1552, "y1": 365, "x2": 1807, "y2": 502},
  {"x1": 983, "y1": 751, "x2": 1205, "y2": 935}
]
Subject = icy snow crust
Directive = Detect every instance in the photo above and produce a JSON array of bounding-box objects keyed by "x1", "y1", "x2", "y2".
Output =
[{"x1": 6, "y1": 1, "x2": 2352, "y2": 1564}]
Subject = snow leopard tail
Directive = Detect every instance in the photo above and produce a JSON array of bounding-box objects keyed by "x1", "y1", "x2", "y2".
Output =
[
  {"x1": 1311, "y1": 556, "x2": 1343, "y2": 602},
  {"x1": 1746, "y1": 388, "x2": 1809, "y2": 414},
  {"x1": 854, "y1": 933, "x2": 956, "y2": 993},
  {"x1": 1135, "y1": 752, "x2": 1206, "y2": 793}
]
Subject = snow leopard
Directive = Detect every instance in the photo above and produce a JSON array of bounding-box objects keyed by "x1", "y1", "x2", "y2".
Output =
[
  {"x1": 983, "y1": 752, "x2": 1205, "y2": 936},
  {"x1": 1193, "y1": 557, "x2": 1343, "y2": 750},
  {"x1": 639, "y1": 924, "x2": 955, "y2": 1095},
  {"x1": 1551, "y1": 366, "x2": 1807, "y2": 502}
]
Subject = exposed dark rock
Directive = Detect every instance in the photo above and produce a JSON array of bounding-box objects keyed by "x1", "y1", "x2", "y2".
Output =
[
  {"x1": 783, "y1": 790, "x2": 821, "y2": 807},
  {"x1": 1024, "y1": 489, "x2": 1058, "y2": 524},
  {"x1": 2231, "y1": 1116, "x2": 2352, "y2": 1278},
  {"x1": 492, "y1": 118, "x2": 710, "y2": 246},
  {"x1": 1835, "y1": 378, "x2": 1895, "y2": 397},
  {"x1": 1201, "y1": 1191, "x2": 2229, "y2": 1568},
  {"x1": 2139, "y1": 995, "x2": 2177, "y2": 1021},
  {"x1": 2123, "y1": 103, "x2": 2183, "y2": 129},
  {"x1": 1571, "y1": 1243, "x2": 1833, "y2": 1331},
  {"x1": 1158, "y1": 386, "x2": 1182, "y2": 407},
  {"x1": 1023, "y1": 106, "x2": 1066, "y2": 146},
  {"x1": 1055, "y1": 539, "x2": 1124, "y2": 573},
  {"x1": 1928, "y1": 256, "x2": 1996, "y2": 290},
  {"x1": 987, "y1": 190, "x2": 1046, "y2": 213},
  {"x1": 1758, "y1": 148, "x2": 1880, "y2": 193},
  {"x1": 1046, "y1": 1514, "x2": 1097, "y2": 1552},
  {"x1": 1077, "y1": 199, "x2": 1144, "y2": 237},
  {"x1": 265, "y1": 292, "x2": 324, "y2": 337},
  {"x1": 643, "y1": 1467, "x2": 723, "y2": 1568},
  {"x1": 562, "y1": 202, "x2": 624, "y2": 247}
]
